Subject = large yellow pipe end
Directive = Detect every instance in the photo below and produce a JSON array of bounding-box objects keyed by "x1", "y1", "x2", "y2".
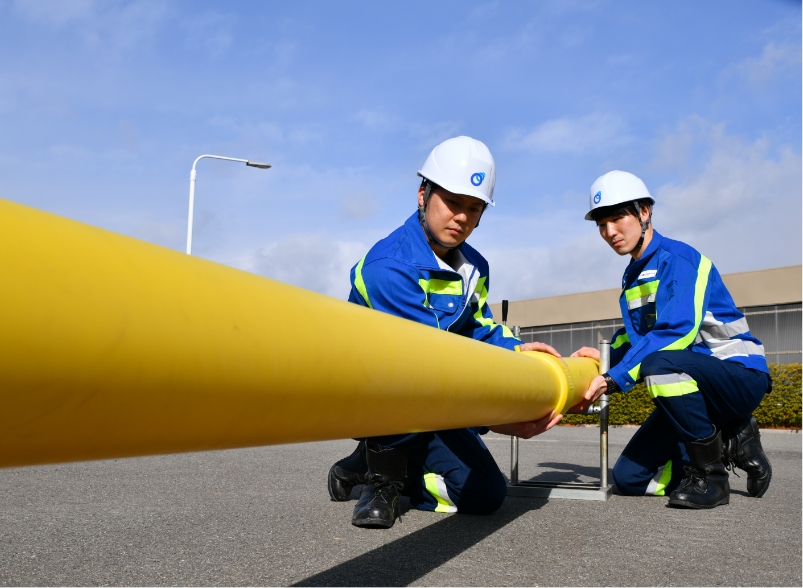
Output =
[{"x1": 517, "y1": 351, "x2": 599, "y2": 415}]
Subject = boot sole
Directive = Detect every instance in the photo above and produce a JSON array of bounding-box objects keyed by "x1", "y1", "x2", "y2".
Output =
[
  {"x1": 352, "y1": 516, "x2": 396, "y2": 529},
  {"x1": 667, "y1": 495, "x2": 729, "y2": 509}
]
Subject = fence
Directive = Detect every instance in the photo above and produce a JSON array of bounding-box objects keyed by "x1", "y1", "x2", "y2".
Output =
[{"x1": 518, "y1": 302, "x2": 802, "y2": 365}]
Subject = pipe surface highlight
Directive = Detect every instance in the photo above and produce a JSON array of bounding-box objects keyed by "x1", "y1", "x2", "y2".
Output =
[{"x1": 0, "y1": 199, "x2": 598, "y2": 468}]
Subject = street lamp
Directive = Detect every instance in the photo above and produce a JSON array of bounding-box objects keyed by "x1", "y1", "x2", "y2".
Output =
[{"x1": 186, "y1": 154, "x2": 271, "y2": 255}]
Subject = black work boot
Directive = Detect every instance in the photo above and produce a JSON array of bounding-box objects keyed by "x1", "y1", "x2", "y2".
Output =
[
  {"x1": 327, "y1": 441, "x2": 368, "y2": 502},
  {"x1": 351, "y1": 443, "x2": 407, "y2": 529},
  {"x1": 723, "y1": 415, "x2": 772, "y2": 497},
  {"x1": 668, "y1": 430, "x2": 729, "y2": 509}
]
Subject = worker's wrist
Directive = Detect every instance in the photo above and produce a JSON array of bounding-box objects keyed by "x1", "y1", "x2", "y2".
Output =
[{"x1": 602, "y1": 373, "x2": 620, "y2": 393}]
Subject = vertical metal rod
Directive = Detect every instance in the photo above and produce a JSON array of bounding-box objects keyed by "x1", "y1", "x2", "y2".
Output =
[
  {"x1": 598, "y1": 340, "x2": 610, "y2": 488},
  {"x1": 510, "y1": 435, "x2": 519, "y2": 485},
  {"x1": 187, "y1": 169, "x2": 197, "y2": 255},
  {"x1": 510, "y1": 324, "x2": 521, "y2": 485}
]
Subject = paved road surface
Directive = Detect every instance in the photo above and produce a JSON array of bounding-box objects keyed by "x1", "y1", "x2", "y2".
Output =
[{"x1": 1, "y1": 426, "x2": 800, "y2": 586}]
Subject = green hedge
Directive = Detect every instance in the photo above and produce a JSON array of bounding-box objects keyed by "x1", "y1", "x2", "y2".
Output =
[{"x1": 561, "y1": 363, "x2": 802, "y2": 429}]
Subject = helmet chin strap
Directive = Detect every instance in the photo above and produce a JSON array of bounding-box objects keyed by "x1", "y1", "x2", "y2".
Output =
[
  {"x1": 628, "y1": 201, "x2": 652, "y2": 257},
  {"x1": 419, "y1": 181, "x2": 458, "y2": 251},
  {"x1": 420, "y1": 180, "x2": 492, "y2": 252}
]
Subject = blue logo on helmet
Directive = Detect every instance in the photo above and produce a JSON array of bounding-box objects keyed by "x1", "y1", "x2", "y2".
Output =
[
  {"x1": 593, "y1": 191, "x2": 602, "y2": 204},
  {"x1": 471, "y1": 172, "x2": 486, "y2": 186}
]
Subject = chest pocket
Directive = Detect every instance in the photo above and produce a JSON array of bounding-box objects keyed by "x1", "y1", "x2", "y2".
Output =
[
  {"x1": 625, "y1": 279, "x2": 659, "y2": 332},
  {"x1": 420, "y1": 278, "x2": 463, "y2": 316}
]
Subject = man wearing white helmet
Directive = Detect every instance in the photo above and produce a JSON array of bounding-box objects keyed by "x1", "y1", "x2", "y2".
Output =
[
  {"x1": 327, "y1": 136, "x2": 562, "y2": 529},
  {"x1": 571, "y1": 170, "x2": 772, "y2": 509}
]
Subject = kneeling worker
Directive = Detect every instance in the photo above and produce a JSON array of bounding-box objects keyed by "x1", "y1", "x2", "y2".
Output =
[
  {"x1": 329, "y1": 136, "x2": 562, "y2": 528},
  {"x1": 571, "y1": 170, "x2": 772, "y2": 509}
]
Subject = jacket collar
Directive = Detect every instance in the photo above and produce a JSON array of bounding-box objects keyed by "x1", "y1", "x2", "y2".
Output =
[
  {"x1": 641, "y1": 230, "x2": 663, "y2": 260},
  {"x1": 624, "y1": 230, "x2": 663, "y2": 280}
]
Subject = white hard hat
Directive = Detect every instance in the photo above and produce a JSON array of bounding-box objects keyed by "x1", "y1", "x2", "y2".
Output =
[
  {"x1": 418, "y1": 136, "x2": 496, "y2": 206},
  {"x1": 585, "y1": 170, "x2": 654, "y2": 221}
]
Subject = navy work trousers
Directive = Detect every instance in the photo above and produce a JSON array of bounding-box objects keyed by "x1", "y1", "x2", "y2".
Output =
[
  {"x1": 613, "y1": 350, "x2": 770, "y2": 496},
  {"x1": 368, "y1": 428, "x2": 507, "y2": 515}
]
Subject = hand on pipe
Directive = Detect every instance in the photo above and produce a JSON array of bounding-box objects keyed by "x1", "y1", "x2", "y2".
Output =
[
  {"x1": 519, "y1": 341, "x2": 561, "y2": 358},
  {"x1": 570, "y1": 346, "x2": 600, "y2": 361},
  {"x1": 488, "y1": 410, "x2": 563, "y2": 439},
  {"x1": 568, "y1": 374, "x2": 607, "y2": 414}
]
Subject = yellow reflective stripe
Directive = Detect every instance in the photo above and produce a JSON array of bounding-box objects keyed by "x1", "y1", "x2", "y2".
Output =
[
  {"x1": 664, "y1": 255, "x2": 712, "y2": 351},
  {"x1": 425, "y1": 278, "x2": 463, "y2": 296},
  {"x1": 418, "y1": 278, "x2": 462, "y2": 307},
  {"x1": 472, "y1": 277, "x2": 515, "y2": 338},
  {"x1": 624, "y1": 280, "x2": 660, "y2": 302},
  {"x1": 418, "y1": 279, "x2": 429, "y2": 307},
  {"x1": 354, "y1": 255, "x2": 372, "y2": 309},
  {"x1": 416, "y1": 279, "x2": 441, "y2": 329},
  {"x1": 626, "y1": 256, "x2": 712, "y2": 382},
  {"x1": 423, "y1": 473, "x2": 457, "y2": 513},
  {"x1": 653, "y1": 460, "x2": 673, "y2": 496},
  {"x1": 647, "y1": 379, "x2": 699, "y2": 398},
  {"x1": 611, "y1": 332, "x2": 630, "y2": 349}
]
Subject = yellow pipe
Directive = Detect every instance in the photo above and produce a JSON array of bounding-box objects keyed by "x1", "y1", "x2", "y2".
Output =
[{"x1": 0, "y1": 198, "x2": 598, "y2": 468}]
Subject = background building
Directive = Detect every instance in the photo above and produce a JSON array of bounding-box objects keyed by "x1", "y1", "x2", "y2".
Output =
[{"x1": 490, "y1": 265, "x2": 802, "y2": 364}]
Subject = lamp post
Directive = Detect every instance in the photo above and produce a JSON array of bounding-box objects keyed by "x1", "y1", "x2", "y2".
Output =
[{"x1": 186, "y1": 154, "x2": 271, "y2": 255}]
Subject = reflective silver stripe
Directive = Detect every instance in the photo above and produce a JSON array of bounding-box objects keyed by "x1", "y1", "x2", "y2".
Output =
[
  {"x1": 697, "y1": 311, "x2": 750, "y2": 341},
  {"x1": 707, "y1": 339, "x2": 766, "y2": 360},
  {"x1": 645, "y1": 373, "x2": 695, "y2": 387},
  {"x1": 694, "y1": 312, "x2": 764, "y2": 358},
  {"x1": 627, "y1": 292, "x2": 657, "y2": 310}
]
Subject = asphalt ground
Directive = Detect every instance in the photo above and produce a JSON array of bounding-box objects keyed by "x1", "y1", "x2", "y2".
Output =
[{"x1": 1, "y1": 426, "x2": 800, "y2": 587}]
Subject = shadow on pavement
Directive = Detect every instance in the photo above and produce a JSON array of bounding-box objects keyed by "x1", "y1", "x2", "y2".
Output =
[
  {"x1": 524, "y1": 462, "x2": 601, "y2": 483},
  {"x1": 294, "y1": 497, "x2": 546, "y2": 587}
]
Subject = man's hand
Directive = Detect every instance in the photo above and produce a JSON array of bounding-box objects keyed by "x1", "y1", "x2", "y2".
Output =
[
  {"x1": 568, "y1": 374, "x2": 608, "y2": 414},
  {"x1": 519, "y1": 341, "x2": 561, "y2": 358},
  {"x1": 570, "y1": 346, "x2": 600, "y2": 361},
  {"x1": 488, "y1": 411, "x2": 563, "y2": 439}
]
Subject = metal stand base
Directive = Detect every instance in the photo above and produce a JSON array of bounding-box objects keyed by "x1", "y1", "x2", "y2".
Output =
[
  {"x1": 507, "y1": 481, "x2": 612, "y2": 501},
  {"x1": 507, "y1": 340, "x2": 613, "y2": 502}
]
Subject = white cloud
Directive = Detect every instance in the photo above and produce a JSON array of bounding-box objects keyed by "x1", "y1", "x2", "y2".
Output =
[
  {"x1": 656, "y1": 137, "x2": 801, "y2": 273},
  {"x1": 728, "y1": 42, "x2": 800, "y2": 85},
  {"x1": 12, "y1": 0, "x2": 170, "y2": 54},
  {"x1": 11, "y1": 0, "x2": 95, "y2": 27},
  {"x1": 182, "y1": 11, "x2": 234, "y2": 58},
  {"x1": 48, "y1": 143, "x2": 91, "y2": 160},
  {"x1": 483, "y1": 231, "x2": 628, "y2": 302},
  {"x1": 354, "y1": 109, "x2": 463, "y2": 149},
  {"x1": 484, "y1": 121, "x2": 801, "y2": 302},
  {"x1": 504, "y1": 113, "x2": 629, "y2": 153},
  {"x1": 248, "y1": 234, "x2": 367, "y2": 299},
  {"x1": 409, "y1": 120, "x2": 464, "y2": 149},
  {"x1": 339, "y1": 190, "x2": 378, "y2": 221},
  {"x1": 354, "y1": 109, "x2": 403, "y2": 132},
  {"x1": 117, "y1": 119, "x2": 139, "y2": 150}
]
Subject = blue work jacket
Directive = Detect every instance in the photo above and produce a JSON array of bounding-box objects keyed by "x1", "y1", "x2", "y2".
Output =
[
  {"x1": 608, "y1": 231, "x2": 769, "y2": 392},
  {"x1": 348, "y1": 212, "x2": 520, "y2": 351}
]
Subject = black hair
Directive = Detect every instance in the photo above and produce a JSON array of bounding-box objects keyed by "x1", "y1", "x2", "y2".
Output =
[{"x1": 590, "y1": 198, "x2": 652, "y2": 224}]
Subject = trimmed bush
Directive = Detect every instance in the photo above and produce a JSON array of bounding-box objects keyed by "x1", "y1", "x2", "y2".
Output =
[
  {"x1": 754, "y1": 363, "x2": 802, "y2": 429},
  {"x1": 561, "y1": 363, "x2": 801, "y2": 429}
]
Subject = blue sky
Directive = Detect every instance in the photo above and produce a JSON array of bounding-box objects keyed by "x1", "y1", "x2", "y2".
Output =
[{"x1": 1, "y1": 0, "x2": 800, "y2": 301}]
